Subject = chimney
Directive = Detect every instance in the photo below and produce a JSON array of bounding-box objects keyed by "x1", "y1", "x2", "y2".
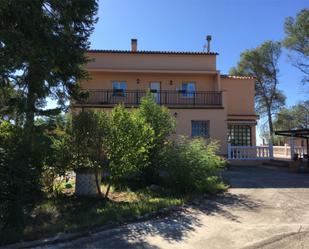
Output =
[
  {"x1": 206, "y1": 35, "x2": 212, "y2": 52},
  {"x1": 131, "y1": 39, "x2": 137, "y2": 52}
]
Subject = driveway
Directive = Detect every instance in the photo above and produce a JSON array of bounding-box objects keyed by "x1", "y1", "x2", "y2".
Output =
[{"x1": 35, "y1": 166, "x2": 309, "y2": 249}]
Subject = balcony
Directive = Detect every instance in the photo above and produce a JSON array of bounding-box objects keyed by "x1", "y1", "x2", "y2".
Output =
[{"x1": 76, "y1": 89, "x2": 223, "y2": 108}]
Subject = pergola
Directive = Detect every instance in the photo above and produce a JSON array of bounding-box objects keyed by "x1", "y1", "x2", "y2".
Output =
[{"x1": 275, "y1": 128, "x2": 309, "y2": 167}]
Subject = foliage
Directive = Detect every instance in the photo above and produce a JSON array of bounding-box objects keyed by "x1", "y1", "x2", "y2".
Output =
[
  {"x1": 60, "y1": 111, "x2": 109, "y2": 196},
  {"x1": 6, "y1": 190, "x2": 183, "y2": 244},
  {"x1": 0, "y1": 122, "x2": 45, "y2": 245},
  {"x1": 0, "y1": 81, "x2": 23, "y2": 122},
  {"x1": 230, "y1": 41, "x2": 285, "y2": 140},
  {"x1": 138, "y1": 93, "x2": 176, "y2": 144},
  {"x1": 1, "y1": 95, "x2": 228, "y2": 244},
  {"x1": 136, "y1": 93, "x2": 176, "y2": 183},
  {"x1": 70, "y1": 111, "x2": 108, "y2": 170},
  {"x1": 0, "y1": 0, "x2": 98, "y2": 129},
  {"x1": 159, "y1": 136, "x2": 226, "y2": 194},
  {"x1": 273, "y1": 100, "x2": 309, "y2": 145},
  {"x1": 274, "y1": 100, "x2": 309, "y2": 130},
  {"x1": 0, "y1": 1, "x2": 98, "y2": 244},
  {"x1": 283, "y1": 8, "x2": 309, "y2": 85},
  {"x1": 26, "y1": 115, "x2": 70, "y2": 194},
  {"x1": 104, "y1": 105, "x2": 154, "y2": 188}
]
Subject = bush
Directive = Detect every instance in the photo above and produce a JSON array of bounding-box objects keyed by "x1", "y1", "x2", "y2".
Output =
[
  {"x1": 70, "y1": 111, "x2": 109, "y2": 170},
  {"x1": 0, "y1": 121, "x2": 44, "y2": 244},
  {"x1": 64, "y1": 111, "x2": 109, "y2": 196},
  {"x1": 136, "y1": 93, "x2": 175, "y2": 183},
  {"x1": 159, "y1": 136, "x2": 226, "y2": 194},
  {"x1": 47, "y1": 97, "x2": 226, "y2": 197},
  {"x1": 104, "y1": 105, "x2": 154, "y2": 189}
]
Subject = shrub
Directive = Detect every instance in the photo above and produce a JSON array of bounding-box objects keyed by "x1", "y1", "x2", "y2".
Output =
[
  {"x1": 69, "y1": 111, "x2": 109, "y2": 196},
  {"x1": 159, "y1": 136, "x2": 226, "y2": 194},
  {"x1": 0, "y1": 121, "x2": 44, "y2": 244},
  {"x1": 136, "y1": 93, "x2": 175, "y2": 183},
  {"x1": 104, "y1": 105, "x2": 154, "y2": 191},
  {"x1": 69, "y1": 111, "x2": 108, "y2": 170}
]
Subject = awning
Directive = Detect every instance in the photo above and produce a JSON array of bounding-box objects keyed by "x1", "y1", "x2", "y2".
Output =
[
  {"x1": 275, "y1": 129, "x2": 309, "y2": 139},
  {"x1": 227, "y1": 120, "x2": 257, "y2": 125}
]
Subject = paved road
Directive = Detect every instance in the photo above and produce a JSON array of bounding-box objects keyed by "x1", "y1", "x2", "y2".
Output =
[{"x1": 35, "y1": 166, "x2": 309, "y2": 249}]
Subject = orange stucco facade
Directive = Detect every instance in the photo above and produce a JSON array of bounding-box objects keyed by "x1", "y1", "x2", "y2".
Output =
[{"x1": 73, "y1": 42, "x2": 258, "y2": 155}]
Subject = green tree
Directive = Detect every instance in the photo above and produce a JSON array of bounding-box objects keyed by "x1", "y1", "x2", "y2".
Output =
[
  {"x1": 230, "y1": 41, "x2": 286, "y2": 141},
  {"x1": 0, "y1": 79, "x2": 23, "y2": 123},
  {"x1": 0, "y1": 122, "x2": 48, "y2": 244},
  {"x1": 136, "y1": 93, "x2": 176, "y2": 183},
  {"x1": 0, "y1": 0, "x2": 98, "y2": 131},
  {"x1": 104, "y1": 105, "x2": 154, "y2": 197},
  {"x1": 0, "y1": 1, "x2": 98, "y2": 242},
  {"x1": 283, "y1": 9, "x2": 309, "y2": 85},
  {"x1": 274, "y1": 100, "x2": 309, "y2": 130}
]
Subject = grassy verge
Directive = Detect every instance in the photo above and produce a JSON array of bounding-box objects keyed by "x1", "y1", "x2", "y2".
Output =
[
  {"x1": 4, "y1": 176, "x2": 227, "y2": 245},
  {"x1": 21, "y1": 187, "x2": 184, "y2": 242}
]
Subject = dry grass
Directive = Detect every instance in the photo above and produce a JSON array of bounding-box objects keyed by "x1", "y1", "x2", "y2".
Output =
[{"x1": 19, "y1": 187, "x2": 184, "y2": 243}]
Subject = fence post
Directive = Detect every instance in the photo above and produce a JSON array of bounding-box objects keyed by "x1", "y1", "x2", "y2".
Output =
[
  {"x1": 290, "y1": 137, "x2": 295, "y2": 159},
  {"x1": 269, "y1": 141, "x2": 273, "y2": 159},
  {"x1": 228, "y1": 143, "x2": 231, "y2": 159},
  {"x1": 284, "y1": 143, "x2": 288, "y2": 157}
]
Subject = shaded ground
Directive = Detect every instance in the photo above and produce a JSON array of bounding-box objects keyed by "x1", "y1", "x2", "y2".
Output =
[{"x1": 33, "y1": 166, "x2": 309, "y2": 249}]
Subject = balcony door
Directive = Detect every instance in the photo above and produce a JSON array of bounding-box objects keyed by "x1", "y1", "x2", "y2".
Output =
[{"x1": 150, "y1": 82, "x2": 161, "y2": 103}]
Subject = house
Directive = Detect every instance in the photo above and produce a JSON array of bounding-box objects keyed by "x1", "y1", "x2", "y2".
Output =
[{"x1": 73, "y1": 39, "x2": 258, "y2": 155}]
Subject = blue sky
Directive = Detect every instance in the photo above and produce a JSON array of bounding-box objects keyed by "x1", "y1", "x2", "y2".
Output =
[{"x1": 87, "y1": 0, "x2": 308, "y2": 143}]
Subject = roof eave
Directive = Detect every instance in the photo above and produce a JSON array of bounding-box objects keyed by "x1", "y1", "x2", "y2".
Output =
[{"x1": 87, "y1": 49, "x2": 219, "y2": 56}]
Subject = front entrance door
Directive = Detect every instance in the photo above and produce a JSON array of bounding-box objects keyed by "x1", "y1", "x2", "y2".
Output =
[{"x1": 150, "y1": 82, "x2": 161, "y2": 103}]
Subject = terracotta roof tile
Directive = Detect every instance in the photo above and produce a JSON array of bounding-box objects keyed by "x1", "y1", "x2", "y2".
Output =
[
  {"x1": 87, "y1": 49, "x2": 218, "y2": 55},
  {"x1": 220, "y1": 74, "x2": 255, "y2": 80}
]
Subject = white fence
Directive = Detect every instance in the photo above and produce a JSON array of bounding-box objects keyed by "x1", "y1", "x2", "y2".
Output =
[
  {"x1": 273, "y1": 145, "x2": 306, "y2": 159},
  {"x1": 228, "y1": 144, "x2": 273, "y2": 160},
  {"x1": 228, "y1": 143, "x2": 307, "y2": 160}
]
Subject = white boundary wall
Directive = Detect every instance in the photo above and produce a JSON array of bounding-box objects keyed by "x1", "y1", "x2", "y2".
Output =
[
  {"x1": 228, "y1": 143, "x2": 273, "y2": 160},
  {"x1": 273, "y1": 145, "x2": 306, "y2": 159},
  {"x1": 228, "y1": 143, "x2": 306, "y2": 160}
]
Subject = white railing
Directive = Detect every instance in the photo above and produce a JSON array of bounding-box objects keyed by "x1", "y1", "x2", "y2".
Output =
[
  {"x1": 273, "y1": 145, "x2": 306, "y2": 159},
  {"x1": 228, "y1": 143, "x2": 273, "y2": 160},
  {"x1": 294, "y1": 146, "x2": 306, "y2": 157}
]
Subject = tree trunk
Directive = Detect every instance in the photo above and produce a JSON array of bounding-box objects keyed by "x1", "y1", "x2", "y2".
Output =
[
  {"x1": 94, "y1": 168, "x2": 102, "y2": 197},
  {"x1": 267, "y1": 106, "x2": 274, "y2": 143},
  {"x1": 25, "y1": 91, "x2": 35, "y2": 132},
  {"x1": 105, "y1": 183, "x2": 111, "y2": 200}
]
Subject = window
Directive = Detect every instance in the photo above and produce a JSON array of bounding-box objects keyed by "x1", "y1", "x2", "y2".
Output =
[
  {"x1": 191, "y1": 120, "x2": 209, "y2": 137},
  {"x1": 228, "y1": 125, "x2": 251, "y2": 146},
  {"x1": 181, "y1": 82, "x2": 195, "y2": 97},
  {"x1": 112, "y1": 81, "x2": 127, "y2": 96}
]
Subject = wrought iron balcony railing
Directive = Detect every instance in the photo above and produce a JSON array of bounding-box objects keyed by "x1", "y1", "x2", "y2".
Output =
[{"x1": 76, "y1": 89, "x2": 222, "y2": 107}]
